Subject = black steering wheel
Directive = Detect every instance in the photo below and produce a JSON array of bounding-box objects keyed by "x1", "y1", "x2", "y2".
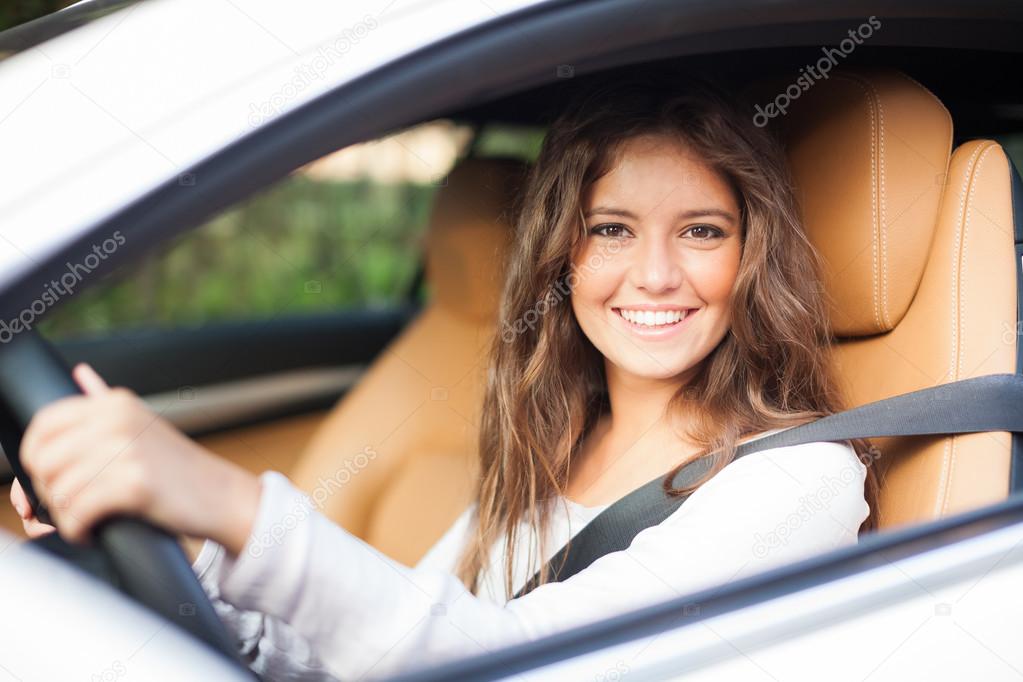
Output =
[{"x1": 0, "y1": 331, "x2": 244, "y2": 668}]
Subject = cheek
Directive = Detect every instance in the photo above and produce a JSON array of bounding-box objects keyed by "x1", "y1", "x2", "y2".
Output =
[
  {"x1": 569, "y1": 246, "x2": 627, "y2": 307},
  {"x1": 569, "y1": 273, "x2": 608, "y2": 331},
  {"x1": 690, "y1": 248, "x2": 742, "y2": 305}
]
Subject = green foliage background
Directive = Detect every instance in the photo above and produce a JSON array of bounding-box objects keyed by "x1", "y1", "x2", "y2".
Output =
[
  {"x1": 38, "y1": 177, "x2": 437, "y2": 337},
  {"x1": 37, "y1": 124, "x2": 544, "y2": 339}
]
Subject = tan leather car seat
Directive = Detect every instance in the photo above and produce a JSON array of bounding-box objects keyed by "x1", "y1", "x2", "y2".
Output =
[
  {"x1": 289, "y1": 157, "x2": 527, "y2": 566},
  {"x1": 761, "y1": 69, "x2": 1019, "y2": 529}
]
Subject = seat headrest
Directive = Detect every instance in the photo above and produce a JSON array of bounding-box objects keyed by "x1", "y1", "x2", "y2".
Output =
[
  {"x1": 425, "y1": 157, "x2": 528, "y2": 321},
  {"x1": 753, "y1": 69, "x2": 953, "y2": 336}
]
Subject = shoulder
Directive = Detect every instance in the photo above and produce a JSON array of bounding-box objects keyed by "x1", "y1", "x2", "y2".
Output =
[
  {"x1": 658, "y1": 438, "x2": 870, "y2": 556},
  {"x1": 604, "y1": 439, "x2": 869, "y2": 599},
  {"x1": 722, "y1": 436, "x2": 867, "y2": 492},
  {"x1": 698, "y1": 436, "x2": 868, "y2": 507}
]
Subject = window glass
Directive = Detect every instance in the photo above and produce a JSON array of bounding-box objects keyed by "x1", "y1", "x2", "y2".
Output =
[
  {"x1": 39, "y1": 120, "x2": 474, "y2": 338},
  {"x1": 472, "y1": 123, "x2": 545, "y2": 162}
]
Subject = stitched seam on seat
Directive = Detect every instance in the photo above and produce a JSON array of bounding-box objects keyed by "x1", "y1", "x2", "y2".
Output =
[
  {"x1": 836, "y1": 74, "x2": 882, "y2": 333},
  {"x1": 938, "y1": 142, "x2": 992, "y2": 517},
  {"x1": 939, "y1": 143, "x2": 981, "y2": 516},
  {"x1": 884, "y1": 71, "x2": 960, "y2": 518},
  {"x1": 870, "y1": 80, "x2": 891, "y2": 330},
  {"x1": 945, "y1": 143, "x2": 996, "y2": 517},
  {"x1": 867, "y1": 83, "x2": 883, "y2": 335},
  {"x1": 957, "y1": 147, "x2": 998, "y2": 379}
]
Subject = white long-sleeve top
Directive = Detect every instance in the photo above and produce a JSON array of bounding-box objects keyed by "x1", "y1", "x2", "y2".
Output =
[{"x1": 192, "y1": 430, "x2": 870, "y2": 680}]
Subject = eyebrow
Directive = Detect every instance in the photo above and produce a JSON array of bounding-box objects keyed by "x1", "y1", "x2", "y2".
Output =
[{"x1": 585, "y1": 206, "x2": 739, "y2": 224}]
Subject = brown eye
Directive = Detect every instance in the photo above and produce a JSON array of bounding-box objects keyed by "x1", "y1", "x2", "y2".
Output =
[
  {"x1": 590, "y1": 223, "x2": 631, "y2": 238},
  {"x1": 685, "y1": 224, "x2": 724, "y2": 240}
]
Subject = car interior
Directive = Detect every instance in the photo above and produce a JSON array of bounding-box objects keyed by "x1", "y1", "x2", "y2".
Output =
[
  {"x1": 282, "y1": 62, "x2": 1020, "y2": 564},
  {"x1": 287, "y1": 156, "x2": 527, "y2": 565},
  {"x1": 2, "y1": 45, "x2": 1021, "y2": 583}
]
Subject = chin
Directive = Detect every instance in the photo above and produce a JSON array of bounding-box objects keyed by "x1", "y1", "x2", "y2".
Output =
[{"x1": 617, "y1": 356, "x2": 696, "y2": 382}]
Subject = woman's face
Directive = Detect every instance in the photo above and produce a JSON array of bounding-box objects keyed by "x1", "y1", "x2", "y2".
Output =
[{"x1": 571, "y1": 134, "x2": 743, "y2": 383}]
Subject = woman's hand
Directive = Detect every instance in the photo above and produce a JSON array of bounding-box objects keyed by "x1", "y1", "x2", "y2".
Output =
[
  {"x1": 10, "y1": 363, "x2": 262, "y2": 556},
  {"x1": 9, "y1": 477, "x2": 56, "y2": 539}
]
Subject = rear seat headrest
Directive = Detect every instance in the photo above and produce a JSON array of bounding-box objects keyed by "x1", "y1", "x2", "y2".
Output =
[
  {"x1": 425, "y1": 157, "x2": 529, "y2": 322},
  {"x1": 749, "y1": 69, "x2": 953, "y2": 336}
]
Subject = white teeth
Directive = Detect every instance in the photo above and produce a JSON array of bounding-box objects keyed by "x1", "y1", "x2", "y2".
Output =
[{"x1": 618, "y1": 308, "x2": 692, "y2": 327}]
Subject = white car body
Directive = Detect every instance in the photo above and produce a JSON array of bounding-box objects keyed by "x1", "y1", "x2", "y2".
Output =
[
  {"x1": 1, "y1": 1, "x2": 1022, "y2": 680},
  {"x1": 0, "y1": 0, "x2": 542, "y2": 291}
]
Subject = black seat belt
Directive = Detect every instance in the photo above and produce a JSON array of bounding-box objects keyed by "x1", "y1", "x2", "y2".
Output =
[{"x1": 513, "y1": 372, "x2": 1023, "y2": 598}]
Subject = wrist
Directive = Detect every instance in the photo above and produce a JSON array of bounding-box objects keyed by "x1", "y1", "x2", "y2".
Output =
[{"x1": 206, "y1": 460, "x2": 262, "y2": 557}]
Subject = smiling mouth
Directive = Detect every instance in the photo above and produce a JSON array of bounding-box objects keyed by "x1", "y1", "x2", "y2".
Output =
[{"x1": 613, "y1": 307, "x2": 698, "y2": 329}]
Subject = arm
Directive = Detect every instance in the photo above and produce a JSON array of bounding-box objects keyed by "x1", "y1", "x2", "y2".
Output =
[
  {"x1": 191, "y1": 541, "x2": 341, "y2": 681},
  {"x1": 10, "y1": 364, "x2": 338, "y2": 681},
  {"x1": 209, "y1": 441, "x2": 869, "y2": 679}
]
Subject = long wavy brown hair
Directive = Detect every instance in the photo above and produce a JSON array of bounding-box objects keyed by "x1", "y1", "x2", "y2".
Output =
[{"x1": 455, "y1": 71, "x2": 881, "y2": 598}]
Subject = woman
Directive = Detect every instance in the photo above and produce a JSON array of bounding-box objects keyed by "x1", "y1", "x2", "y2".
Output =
[{"x1": 11, "y1": 73, "x2": 878, "y2": 679}]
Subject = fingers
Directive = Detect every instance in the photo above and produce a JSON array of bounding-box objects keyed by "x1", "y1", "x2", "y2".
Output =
[
  {"x1": 26, "y1": 420, "x2": 154, "y2": 544},
  {"x1": 13, "y1": 366, "x2": 163, "y2": 545},
  {"x1": 73, "y1": 363, "x2": 110, "y2": 396},
  {"x1": 22, "y1": 516, "x2": 57, "y2": 539},
  {"x1": 21, "y1": 364, "x2": 113, "y2": 457},
  {"x1": 24, "y1": 426, "x2": 126, "y2": 539},
  {"x1": 20, "y1": 395, "x2": 92, "y2": 462},
  {"x1": 24, "y1": 420, "x2": 112, "y2": 490},
  {"x1": 9, "y1": 478, "x2": 28, "y2": 517},
  {"x1": 52, "y1": 471, "x2": 147, "y2": 543},
  {"x1": 10, "y1": 479, "x2": 57, "y2": 539}
]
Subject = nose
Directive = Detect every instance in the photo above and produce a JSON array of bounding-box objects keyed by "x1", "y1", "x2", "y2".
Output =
[{"x1": 628, "y1": 234, "x2": 684, "y2": 293}]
